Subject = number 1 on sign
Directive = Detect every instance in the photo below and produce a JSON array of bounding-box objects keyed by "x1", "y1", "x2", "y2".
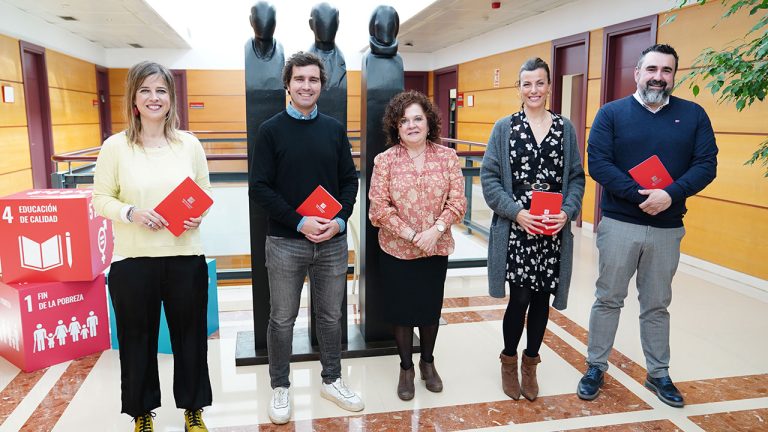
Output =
[
  {"x1": 23, "y1": 295, "x2": 32, "y2": 312},
  {"x1": 2, "y1": 206, "x2": 12, "y2": 223}
]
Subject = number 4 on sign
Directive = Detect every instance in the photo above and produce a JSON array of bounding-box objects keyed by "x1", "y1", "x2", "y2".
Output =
[{"x1": 2, "y1": 206, "x2": 12, "y2": 224}]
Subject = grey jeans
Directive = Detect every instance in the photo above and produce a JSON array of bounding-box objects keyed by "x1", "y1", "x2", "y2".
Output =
[
  {"x1": 586, "y1": 217, "x2": 685, "y2": 378},
  {"x1": 265, "y1": 234, "x2": 348, "y2": 388}
]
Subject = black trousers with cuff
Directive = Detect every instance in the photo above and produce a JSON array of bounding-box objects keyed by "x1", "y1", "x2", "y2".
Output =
[{"x1": 108, "y1": 255, "x2": 212, "y2": 418}]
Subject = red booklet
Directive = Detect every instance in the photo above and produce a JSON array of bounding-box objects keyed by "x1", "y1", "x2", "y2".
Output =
[
  {"x1": 530, "y1": 191, "x2": 563, "y2": 236},
  {"x1": 154, "y1": 177, "x2": 214, "y2": 237},
  {"x1": 629, "y1": 155, "x2": 673, "y2": 189},
  {"x1": 296, "y1": 185, "x2": 342, "y2": 219}
]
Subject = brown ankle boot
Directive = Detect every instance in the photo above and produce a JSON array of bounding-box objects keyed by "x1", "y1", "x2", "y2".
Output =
[
  {"x1": 499, "y1": 352, "x2": 520, "y2": 400},
  {"x1": 521, "y1": 352, "x2": 541, "y2": 401},
  {"x1": 419, "y1": 359, "x2": 443, "y2": 392},
  {"x1": 397, "y1": 365, "x2": 415, "y2": 400}
]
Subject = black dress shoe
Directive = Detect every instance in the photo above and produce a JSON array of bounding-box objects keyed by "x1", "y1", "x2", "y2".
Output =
[
  {"x1": 577, "y1": 365, "x2": 604, "y2": 400},
  {"x1": 645, "y1": 375, "x2": 684, "y2": 408}
]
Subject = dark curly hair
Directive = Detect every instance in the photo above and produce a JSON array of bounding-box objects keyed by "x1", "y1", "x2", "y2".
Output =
[{"x1": 382, "y1": 90, "x2": 441, "y2": 147}]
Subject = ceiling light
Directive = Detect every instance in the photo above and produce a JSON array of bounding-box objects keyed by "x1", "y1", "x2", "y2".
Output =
[
  {"x1": 58, "y1": 15, "x2": 77, "y2": 21},
  {"x1": 129, "y1": 43, "x2": 143, "y2": 48}
]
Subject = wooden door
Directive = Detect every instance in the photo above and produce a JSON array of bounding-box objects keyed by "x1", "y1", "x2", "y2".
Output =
[{"x1": 20, "y1": 41, "x2": 53, "y2": 189}]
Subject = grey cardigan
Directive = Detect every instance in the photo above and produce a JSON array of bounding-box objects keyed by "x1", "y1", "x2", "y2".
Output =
[{"x1": 480, "y1": 114, "x2": 585, "y2": 310}]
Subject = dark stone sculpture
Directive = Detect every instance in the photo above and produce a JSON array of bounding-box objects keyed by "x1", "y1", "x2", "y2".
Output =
[
  {"x1": 243, "y1": 1, "x2": 285, "y2": 357},
  {"x1": 308, "y1": 2, "x2": 347, "y2": 125},
  {"x1": 359, "y1": 5, "x2": 404, "y2": 341}
]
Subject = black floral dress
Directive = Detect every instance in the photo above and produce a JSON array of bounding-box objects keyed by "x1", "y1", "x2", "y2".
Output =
[{"x1": 505, "y1": 111, "x2": 565, "y2": 293}]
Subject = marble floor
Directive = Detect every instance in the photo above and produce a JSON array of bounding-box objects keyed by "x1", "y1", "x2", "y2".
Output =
[{"x1": 1, "y1": 227, "x2": 767, "y2": 431}]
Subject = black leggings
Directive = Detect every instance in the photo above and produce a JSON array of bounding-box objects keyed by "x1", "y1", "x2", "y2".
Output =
[
  {"x1": 393, "y1": 324, "x2": 439, "y2": 369},
  {"x1": 502, "y1": 286, "x2": 551, "y2": 358}
]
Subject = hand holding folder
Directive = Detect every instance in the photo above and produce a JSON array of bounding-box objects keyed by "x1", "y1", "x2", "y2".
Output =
[
  {"x1": 629, "y1": 155, "x2": 673, "y2": 189},
  {"x1": 153, "y1": 177, "x2": 214, "y2": 237},
  {"x1": 530, "y1": 191, "x2": 563, "y2": 236},
  {"x1": 296, "y1": 185, "x2": 342, "y2": 219}
]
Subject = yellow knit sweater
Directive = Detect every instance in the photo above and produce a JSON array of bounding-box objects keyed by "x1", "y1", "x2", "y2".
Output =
[{"x1": 93, "y1": 131, "x2": 212, "y2": 258}]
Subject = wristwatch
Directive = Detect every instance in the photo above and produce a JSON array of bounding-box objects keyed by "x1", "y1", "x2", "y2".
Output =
[{"x1": 435, "y1": 222, "x2": 446, "y2": 233}]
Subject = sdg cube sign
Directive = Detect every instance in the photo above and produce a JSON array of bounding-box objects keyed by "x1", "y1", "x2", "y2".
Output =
[
  {"x1": 0, "y1": 275, "x2": 110, "y2": 372},
  {"x1": 0, "y1": 189, "x2": 113, "y2": 283}
]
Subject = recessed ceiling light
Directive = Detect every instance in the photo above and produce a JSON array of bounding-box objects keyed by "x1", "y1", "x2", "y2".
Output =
[
  {"x1": 404, "y1": 42, "x2": 414, "y2": 47},
  {"x1": 129, "y1": 43, "x2": 143, "y2": 48},
  {"x1": 59, "y1": 15, "x2": 77, "y2": 21}
]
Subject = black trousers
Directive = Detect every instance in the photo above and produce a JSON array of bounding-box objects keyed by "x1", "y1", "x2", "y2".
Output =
[{"x1": 108, "y1": 255, "x2": 212, "y2": 417}]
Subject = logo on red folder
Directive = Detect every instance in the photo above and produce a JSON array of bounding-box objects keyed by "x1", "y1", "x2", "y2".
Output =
[
  {"x1": 296, "y1": 186, "x2": 342, "y2": 219},
  {"x1": 153, "y1": 177, "x2": 213, "y2": 237},
  {"x1": 530, "y1": 191, "x2": 563, "y2": 236},
  {"x1": 629, "y1": 155, "x2": 673, "y2": 189}
]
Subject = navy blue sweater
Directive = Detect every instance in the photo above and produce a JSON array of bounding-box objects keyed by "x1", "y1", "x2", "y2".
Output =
[
  {"x1": 588, "y1": 95, "x2": 717, "y2": 228},
  {"x1": 249, "y1": 111, "x2": 358, "y2": 238}
]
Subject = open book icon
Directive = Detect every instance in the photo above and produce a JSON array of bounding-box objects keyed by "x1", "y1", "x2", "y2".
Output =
[{"x1": 18, "y1": 234, "x2": 65, "y2": 271}]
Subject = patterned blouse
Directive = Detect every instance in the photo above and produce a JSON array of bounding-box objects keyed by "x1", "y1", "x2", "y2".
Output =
[{"x1": 369, "y1": 142, "x2": 467, "y2": 260}]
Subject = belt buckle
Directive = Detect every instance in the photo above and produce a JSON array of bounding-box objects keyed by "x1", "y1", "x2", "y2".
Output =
[{"x1": 532, "y1": 182, "x2": 550, "y2": 191}]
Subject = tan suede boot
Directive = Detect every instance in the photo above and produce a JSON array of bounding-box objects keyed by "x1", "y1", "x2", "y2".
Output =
[
  {"x1": 520, "y1": 352, "x2": 541, "y2": 401},
  {"x1": 397, "y1": 366, "x2": 415, "y2": 400},
  {"x1": 499, "y1": 352, "x2": 520, "y2": 400}
]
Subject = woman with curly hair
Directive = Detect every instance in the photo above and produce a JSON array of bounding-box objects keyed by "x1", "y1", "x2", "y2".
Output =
[{"x1": 369, "y1": 90, "x2": 466, "y2": 401}]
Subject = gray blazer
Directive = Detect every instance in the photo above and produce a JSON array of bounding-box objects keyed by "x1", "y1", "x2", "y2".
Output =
[{"x1": 480, "y1": 114, "x2": 585, "y2": 310}]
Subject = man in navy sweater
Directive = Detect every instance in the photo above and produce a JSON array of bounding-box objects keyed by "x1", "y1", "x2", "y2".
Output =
[
  {"x1": 249, "y1": 52, "x2": 362, "y2": 424},
  {"x1": 577, "y1": 44, "x2": 717, "y2": 407}
]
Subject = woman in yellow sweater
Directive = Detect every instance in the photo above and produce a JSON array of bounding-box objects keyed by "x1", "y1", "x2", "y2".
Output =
[{"x1": 93, "y1": 61, "x2": 212, "y2": 432}]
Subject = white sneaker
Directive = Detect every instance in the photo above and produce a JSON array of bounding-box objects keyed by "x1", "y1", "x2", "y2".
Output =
[
  {"x1": 320, "y1": 378, "x2": 365, "y2": 412},
  {"x1": 268, "y1": 387, "x2": 291, "y2": 424}
]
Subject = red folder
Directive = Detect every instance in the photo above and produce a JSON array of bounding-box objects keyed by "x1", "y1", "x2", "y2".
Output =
[
  {"x1": 296, "y1": 185, "x2": 342, "y2": 219},
  {"x1": 530, "y1": 191, "x2": 563, "y2": 236},
  {"x1": 154, "y1": 177, "x2": 213, "y2": 237},
  {"x1": 629, "y1": 155, "x2": 673, "y2": 189}
]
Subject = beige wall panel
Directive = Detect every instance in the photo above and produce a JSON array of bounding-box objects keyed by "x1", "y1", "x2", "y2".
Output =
[
  {"x1": 347, "y1": 95, "x2": 361, "y2": 125},
  {"x1": 0, "y1": 126, "x2": 31, "y2": 174},
  {"x1": 696, "y1": 134, "x2": 768, "y2": 207},
  {"x1": 459, "y1": 43, "x2": 550, "y2": 92},
  {"x1": 586, "y1": 79, "x2": 601, "y2": 128},
  {"x1": 187, "y1": 95, "x2": 246, "y2": 123},
  {"x1": 0, "y1": 169, "x2": 33, "y2": 197},
  {"x1": 657, "y1": 2, "x2": 763, "y2": 70},
  {"x1": 50, "y1": 88, "x2": 99, "y2": 125},
  {"x1": 456, "y1": 122, "x2": 494, "y2": 145},
  {"x1": 0, "y1": 81, "x2": 27, "y2": 127},
  {"x1": 188, "y1": 122, "x2": 246, "y2": 133},
  {"x1": 109, "y1": 69, "x2": 128, "y2": 96},
  {"x1": 52, "y1": 124, "x2": 101, "y2": 154},
  {"x1": 458, "y1": 88, "x2": 518, "y2": 123},
  {"x1": 588, "y1": 29, "x2": 603, "y2": 80},
  {"x1": 674, "y1": 85, "x2": 767, "y2": 134},
  {"x1": 347, "y1": 121, "x2": 360, "y2": 132},
  {"x1": 187, "y1": 70, "x2": 245, "y2": 95},
  {"x1": 112, "y1": 122, "x2": 127, "y2": 133},
  {"x1": 582, "y1": 176, "x2": 596, "y2": 224},
  {"x1": 682, "y1": 196, "x2": 767, "y2": 279},
  {"x1": 46, "y1": 50, "x2": 95, "y2": 92},
  {"x1": 110, "y1": 95, "x2": 126, "y2": 125},
  {"x1": 0, "y1": 34, "x2": 22, "y2": 82},
  {"x1": 347, "y1": 71, "x2": 361, "y2": 97}
]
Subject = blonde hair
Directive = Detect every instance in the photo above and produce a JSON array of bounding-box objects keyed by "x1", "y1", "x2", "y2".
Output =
[{"x1": 124, "y1": 61, "x2": 180, "y2": 146}]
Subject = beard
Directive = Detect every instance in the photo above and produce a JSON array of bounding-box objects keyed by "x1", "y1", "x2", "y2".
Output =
[{"x1": 639, "y1": 79, "x2": 672, "y2": 105}]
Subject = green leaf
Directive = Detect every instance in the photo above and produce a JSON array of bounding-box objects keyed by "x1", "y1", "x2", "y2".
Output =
[
  {"x1": 736, "y1": 99, "x2": 746, "y2": 110},
  {"x1": 692, "y1": 84, "x2": 700, "y2": 96}
]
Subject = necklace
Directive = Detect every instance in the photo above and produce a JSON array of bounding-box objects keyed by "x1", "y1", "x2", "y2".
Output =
[
  {"x1": 405, "y1": 145, "x2": 427, "y2": 160},
  {"x1": 525, "y1": 110, "x2": 550, "y2": 127}
]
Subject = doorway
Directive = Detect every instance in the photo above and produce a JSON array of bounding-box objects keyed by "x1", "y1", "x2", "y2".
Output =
[
  {"x1": 404, "y1": 71, "x2": 428, "y2": 94},
  {"x1": 96, "y1": 66, "x2": 111, "y2": 143},
  {"x1": 593, "y1": 15, "x2": 658, "y2": 229},
  {"x1": 551, "y1": 32, "x2": 589, "y2": 226},
  {"x1": 20, "y1": 41, "x2": 54, "y2": 189},
  {"x1": 433, "y1": 66, "x2": 457, "y2": 139},
  {"x1": 171, "y1": 70, "x2": 189, "y2": 130}
]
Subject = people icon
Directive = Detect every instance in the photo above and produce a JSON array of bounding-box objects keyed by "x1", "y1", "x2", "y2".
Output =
[
  {"x1": 33, "y1": 323, "x2": 47, "y2": 353},
  {"x1": 87, "y1": 311, "x2": 99, "y2": 337},
  {"x1": 80, "y1": 326, "x2": 89, "y2": 340},
  {"x1": 69, "y1": 317, "x2": 82, "y2": 342},
  {"x1": 9, "y1": 324, "x2": 19, "y2": 351},
  {"x1": 47, "y1": 333, "x2": 55, "y2": 349},
  {"x1": 54, "y1": 320, "x2": 68, "y2": 346}
]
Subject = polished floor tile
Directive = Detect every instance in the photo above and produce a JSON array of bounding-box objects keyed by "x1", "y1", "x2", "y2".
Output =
[{"x1": 1, "y1": 227, "x2": 766, "y2": 431}]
